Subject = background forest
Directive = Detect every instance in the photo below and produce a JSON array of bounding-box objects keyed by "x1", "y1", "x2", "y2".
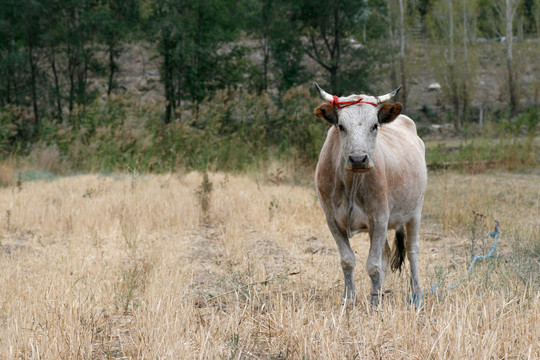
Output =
[{"x1": 0, "y1": 0, "x2": 539, "y2": 173}]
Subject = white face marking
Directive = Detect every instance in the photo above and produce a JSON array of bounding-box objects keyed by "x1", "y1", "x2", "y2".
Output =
[{"x1": 335, "y1": 95, "x2": 380, "y2": 172}]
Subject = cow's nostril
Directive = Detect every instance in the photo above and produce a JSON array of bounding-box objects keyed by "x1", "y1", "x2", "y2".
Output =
[
  {"x1": 359, "y1": 155, "x2": 367, "y2": 164},
  {"x1": 349, "y1": 156, "x2": 360, "y2": 165}
]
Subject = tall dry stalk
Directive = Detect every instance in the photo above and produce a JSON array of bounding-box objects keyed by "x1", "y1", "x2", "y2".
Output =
[{"x1": 196, "y1": 171, "x2": 213, "y2": 224}]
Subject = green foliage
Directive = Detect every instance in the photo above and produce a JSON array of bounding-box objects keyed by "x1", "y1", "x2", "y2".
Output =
[
  {"x1": 277, "y1": 87, "x2": 327, "y2": 162},
  {"x1": 499, "y1": 108, "x2": 540, "y2": 136},
  {"x1": 0, "y1": 106, "x2": 26, "y2": 155},
  {"x1": 29, "y1": 88, "x2": 326, "y2": 173},
  {"x1": 294, "y1": 0, "x2": 377, "y2": 94},
  {"x1": 151, "y1": 0, "x2": 248, "y2": 122},
  {"x1": 47, "y1": 95, "x2": 163, "y2": 172},
  {"x1": 243, "y1": 0, "x2": 307, "y2": 94},
  {"x1": 426, "y1": 135, "x2": 538, "y2": 172},
  {"x1": 160, "y1": 90, "x2": 271, "y2": 170},
  {"x1": 0, "y1": 0, "x2": 144, "y2": 135}
]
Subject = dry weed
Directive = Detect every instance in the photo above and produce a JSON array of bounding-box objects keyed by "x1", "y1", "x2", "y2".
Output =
[
  {"x1": 0, "y1": 161, "x2": 15, "y2": 187},
  {"x1": 0, "y1": 170, "x2": 538, "y2": 359},
  {"x1": 28, "y1": 143, "x2": 65, "y2": 174}
]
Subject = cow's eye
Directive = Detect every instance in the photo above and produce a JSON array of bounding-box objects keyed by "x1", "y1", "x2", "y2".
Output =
[
  {"x1": 338, "y1": 124, "x2": 345, "y2": 132},
  {"x1": 372, "y1": 123, "x2": 379, "y2": 132}
]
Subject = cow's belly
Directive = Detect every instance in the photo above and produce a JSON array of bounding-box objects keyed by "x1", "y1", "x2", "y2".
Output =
[
  {"x1": 387, "y1": 212, "x2": 413, "y2": 229},
  {"x1": 333, "y1": 201, "x2": 418, "y2": 236},
  {"x1": 334, "y1": 202, "x2": 370, "y2": 236}
]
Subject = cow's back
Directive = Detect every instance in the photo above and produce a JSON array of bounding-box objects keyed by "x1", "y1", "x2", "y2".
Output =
[{"x1": 380, "y1": 115, "x2": 424, "y2": 154}]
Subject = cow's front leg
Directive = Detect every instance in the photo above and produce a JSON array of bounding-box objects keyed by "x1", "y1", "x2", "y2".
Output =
[
  {"x1": 367, "y1": 220, "x2": 388, "y2": 306},
  {"x1": 328, "y1": 221, "x2": 356, "y2": 304}
]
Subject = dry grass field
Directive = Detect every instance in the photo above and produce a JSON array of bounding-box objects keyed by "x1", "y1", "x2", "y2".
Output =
[{"x1": 0, "y1": 168, "x2": 538, "y2": 359}]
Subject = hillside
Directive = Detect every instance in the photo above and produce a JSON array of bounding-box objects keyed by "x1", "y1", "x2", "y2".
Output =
[{"x1": 106, "y1": 38, "x2": 540, "y2": 125}]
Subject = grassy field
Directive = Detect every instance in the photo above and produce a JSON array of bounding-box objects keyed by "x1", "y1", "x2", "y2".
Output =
[{"x1": 0, "y1": 168, "x2": 538, "y2": 359}]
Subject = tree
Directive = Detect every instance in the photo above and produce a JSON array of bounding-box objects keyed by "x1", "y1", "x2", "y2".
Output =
[
  {"x1": 427, "y1": 0, "x2": 478, "y2": 131},
  {"x1": 244, "y1": 0, "x2": 306, "y2": 95},
  {"x1": 55, "y1": 0, "x2": 104, "y2": 120},
  {"x1": 295, "y1": 0, "x2": 367, "y2": 94},
  {"x1": 94, "y1": 4, "x2": 124, "y2": 96},
  {"x1": 386, "y1": 0, "x2": 410, "y2": 109},
  {"x1": 152, "y1": 0, "x2": 245, "y2": 123},
  {"x1": 23, "y1": 0, "x2": 43, "y2": 128},
  {"x1": 398, "y1": 0, "x2": 408, "y2": 109},
  {"x1": 496, "y1": 0, "x2": 521, "y2": 114},
  {"x1": 0, "y1": 0, "x2": 26, "y2": 107},
  {"x1": 534, "y1": 0, "x2": 540, "y2": 37},
  {"x1": 41, "y1": 0, "x2": 68, "y2": 123}
]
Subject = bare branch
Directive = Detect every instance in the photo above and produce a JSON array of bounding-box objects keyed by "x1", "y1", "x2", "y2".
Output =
[{"x1": 304, "y1": 28, "x2": 332, "y2": 71}]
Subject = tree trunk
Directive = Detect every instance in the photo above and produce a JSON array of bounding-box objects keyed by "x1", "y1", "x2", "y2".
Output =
[
  {"x1": 331, "y1": 4, "x2": 341, "y2": 94},
  {"x1": 107, "y1": 41, "x2": 118, "y2": 97},
  {"x1": 506, "y1": 0, "x2": 518, "y2": 114},
  {"x1": 263, "y1": 39, "x2": 269, "y2": 92},
  {"x1": 77, "y1": 43, "x2": 90, "y2": 111},
  {"x1": 67, "y1": 42, "x2": 76, "y2": 119},
  {"x1": 261, "y1": 2, "x2": 270, "y2": 93},
  {"x1": 163, "y1": 44, "x2": 174, "y2": 124},
  {"x1": 387, "y1": 0, "x2": 399, "y2": 89},
  {"x1": 28, "y1": 42, "x2": 39, "y2": 129},
  {"x1": 50, "y1": 45, "x2": 63, "y2": 124},
  {"x1": 330, "y1": 66, "x2": 338, "y2": 94},
  {"x1": 448, "y1": 0, "x2": 462, "y2": 131},
  {"x1": 461, "y1": 0, "x2": 469, "y2": 124},
  {"x1": 398, "y1": 0, "x2": 407, "y2": 110},
  {"x1": 301, "y1": 2, "x2": 343, "y2": 95}
]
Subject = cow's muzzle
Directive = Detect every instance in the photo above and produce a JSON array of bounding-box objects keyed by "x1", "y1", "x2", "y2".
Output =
[{"x1": 347, "y1": 154, "x2": 373, "y2": 172}]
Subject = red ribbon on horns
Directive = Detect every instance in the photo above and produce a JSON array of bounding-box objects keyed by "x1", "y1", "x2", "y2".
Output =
[{"x1": 331, "y1": 95, "x2": 377, "y2": 109}]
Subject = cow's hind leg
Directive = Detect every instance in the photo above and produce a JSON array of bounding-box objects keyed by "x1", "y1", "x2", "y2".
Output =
[
  {"x1": 328, "y1": 222, "x2": 356, "y2": 304},
  {"x1": 406, "y1": 215, "x2": 423, "y2": 308}
]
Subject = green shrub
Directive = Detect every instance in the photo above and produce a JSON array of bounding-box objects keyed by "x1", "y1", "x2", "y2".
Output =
[
  {"x1": 4, "y1": 89, "x2": 536, "y2": 175},
  {"x1": 278, "y1": 86, "x2": 327, "y2": 163}
]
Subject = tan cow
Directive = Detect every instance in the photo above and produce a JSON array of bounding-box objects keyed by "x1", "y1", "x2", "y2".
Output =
[{"x1": 313, "y1": 83, "x2": 427, "y2": 307}]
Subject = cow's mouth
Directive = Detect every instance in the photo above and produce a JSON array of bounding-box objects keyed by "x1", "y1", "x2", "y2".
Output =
[{"x1": 345, "y1": 166, "x2": 373, "y2": 173}]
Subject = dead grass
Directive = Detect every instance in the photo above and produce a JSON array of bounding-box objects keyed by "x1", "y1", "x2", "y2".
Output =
[
  {"x1": 0, "y1": 170, "x2": 538, "y2": 359},
  {"x1": 0, "y1": 162, "x2": 15, "y2": 187},
  {"x1": 26, "y1": 143, "x2": 66, "y2": 175}
]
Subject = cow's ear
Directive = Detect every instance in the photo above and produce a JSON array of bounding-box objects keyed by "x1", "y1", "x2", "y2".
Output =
[
  {"x1": 378, "y1": 102, "x2": 402, "y2": 124},
  {"x1": 314, "y1": 103, "x2": 338, "y2": 125}
]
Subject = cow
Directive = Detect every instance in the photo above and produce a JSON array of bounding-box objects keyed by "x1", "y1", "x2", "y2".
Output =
[{"x1": 313, "y1": 83, "x2": 427, "y2": 307}]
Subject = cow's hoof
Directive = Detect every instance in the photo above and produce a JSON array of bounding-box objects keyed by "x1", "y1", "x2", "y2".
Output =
[
  {"x1": 408, "y1": 291, "x2": 424, "y2": 309},
  {"x1": 370, "y1": 289, "x2": 393, "y2": 307},
  {"x1": 370, "y1": 294, "x2": 381, "y2": 307},
  {"x1": 341, "y1": 294, "x2": 358, "y2": 307}
]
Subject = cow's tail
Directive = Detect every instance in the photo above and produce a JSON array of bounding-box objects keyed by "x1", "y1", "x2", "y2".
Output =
[{"x1": 391, "y1": 226, "x2": 406, "y2": 273}]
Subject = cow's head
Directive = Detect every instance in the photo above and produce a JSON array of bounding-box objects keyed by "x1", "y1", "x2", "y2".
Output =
[{"x1": 314, "y1": 83, "x2": 402, "y2": 172}]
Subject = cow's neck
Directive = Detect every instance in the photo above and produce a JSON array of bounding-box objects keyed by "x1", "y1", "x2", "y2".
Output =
[
  {"x1": 343, "y1": 170, "x2": 365, "y2": 238},
  {"x1": 342, "y1": 169, "x2": 367, "y2": 196}
]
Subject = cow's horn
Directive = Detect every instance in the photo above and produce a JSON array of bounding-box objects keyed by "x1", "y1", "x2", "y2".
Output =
[
  {"x1": 377, "y1": 85, "x2": 402, "y2": 104},
  {"x1": 314, "y1": 82, "x2": 334, "y2": 102}
]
